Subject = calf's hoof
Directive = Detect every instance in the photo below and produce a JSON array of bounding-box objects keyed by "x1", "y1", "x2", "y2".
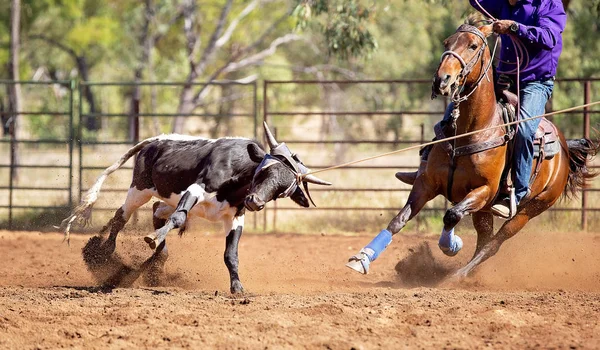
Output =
[
  {"x1": 144, "y1": 234, "x2": 158, "y2": 250},
  {"x1": 230, "y1": 280, "x2": 244, "y2": 294}
]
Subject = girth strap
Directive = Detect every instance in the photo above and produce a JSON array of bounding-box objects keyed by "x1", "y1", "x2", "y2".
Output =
[{"x1": 434, "y1": 122, "x2": 511, "y2": 158}]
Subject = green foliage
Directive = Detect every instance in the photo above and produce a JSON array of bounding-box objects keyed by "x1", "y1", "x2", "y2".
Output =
[
  {"x1": 66, "y1": 17, "x2": 119, "y2": 54},
  {"x1": 293, "y1": 0, "x2": 377, "y2": 60}
]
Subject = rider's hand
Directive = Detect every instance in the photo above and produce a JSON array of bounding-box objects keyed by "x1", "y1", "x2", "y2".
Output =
[{"x1": 492, "y1": 20, "x2": 516, "y2": 35}]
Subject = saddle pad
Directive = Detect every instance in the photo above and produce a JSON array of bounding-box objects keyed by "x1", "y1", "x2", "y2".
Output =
[
  {"x1": 534, "y1": 118, "x2": 559, "y2": 143},
  {"x1": 532, "y1": 118, "x2": 560, "y2": 159}
]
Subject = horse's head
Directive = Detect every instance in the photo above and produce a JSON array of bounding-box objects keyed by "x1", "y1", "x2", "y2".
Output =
[
  {"x1": 432, "y1": 24, "x2": 493, "y2": 97},
  {"x1": 245, "y1": 122, "x2": 332, "y2": 211}
]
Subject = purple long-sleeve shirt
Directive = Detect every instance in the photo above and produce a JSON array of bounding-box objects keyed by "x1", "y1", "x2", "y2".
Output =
[{"x1": 470, "y1": 0, "x2": 567, "y2": 83}]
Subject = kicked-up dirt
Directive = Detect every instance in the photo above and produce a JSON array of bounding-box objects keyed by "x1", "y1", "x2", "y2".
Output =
[{"x1": 0, "y1": 229, "x2": 599, "y2": 348}]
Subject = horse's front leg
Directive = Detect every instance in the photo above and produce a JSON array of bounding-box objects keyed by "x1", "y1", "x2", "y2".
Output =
[
  {"x1": 438, "y1": 186, "x2": 491, "y2": 256},
  {"x1": 346, "y1": 177, "x2": 437, "y2": 274}
]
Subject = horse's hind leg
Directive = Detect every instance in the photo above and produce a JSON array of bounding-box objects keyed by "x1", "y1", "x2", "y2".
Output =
[
  {"x1": 453, "y1": 196, "x2": 553, "y2": 278},
  {"x1": 472, "y1": 211, "x2": 494, "y2": 258},
  {"x1": 438, "y1": 186, "x2": 491, "y2": 256},
  {"x1": 347, "y1": 177, "x2": 436, "y2": 274},
  {"x1": 453, "y1": 213, "x2": 530, "y2": 278}
]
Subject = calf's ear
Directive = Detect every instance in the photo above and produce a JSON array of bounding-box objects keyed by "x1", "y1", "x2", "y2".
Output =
[
  {"x1": 247, "y1": 143, "x2": 266, "y2": 163},
  {"x1": 290, "y1": 187, "x2": 309, "y2": 208}
]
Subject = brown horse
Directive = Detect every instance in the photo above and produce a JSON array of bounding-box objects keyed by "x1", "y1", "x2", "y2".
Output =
[{"x1": 347, "y1": 24, "x2": 597, "y2": 279}]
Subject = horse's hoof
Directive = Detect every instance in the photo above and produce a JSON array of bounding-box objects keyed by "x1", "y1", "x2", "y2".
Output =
[
  {"x1": 144, "y1": 234, "x2": 158, "y2": 250},
  {"x1": 346, "y1": 253, "x2": 370, "y2": 274},
  {"x1": 439, "y1": 235, "x2": 463, "y2": 257},
  {"x1": 451, "y1": 268, "x2": 469, "y2": 281}
]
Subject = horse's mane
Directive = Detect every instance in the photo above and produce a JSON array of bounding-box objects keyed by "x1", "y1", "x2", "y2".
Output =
[{"x1": 464, "y1": 12, "x2": 486, "y2": 26}]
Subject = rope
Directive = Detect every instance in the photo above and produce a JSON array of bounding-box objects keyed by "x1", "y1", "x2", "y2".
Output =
[{"x1": 301, "y1": 100, "x2": 600, "y2": 177}]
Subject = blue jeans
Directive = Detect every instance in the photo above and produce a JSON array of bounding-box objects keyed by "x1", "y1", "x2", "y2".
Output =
[{"x1": 442, "y1": 79, "x2": 554, "y2": 203}]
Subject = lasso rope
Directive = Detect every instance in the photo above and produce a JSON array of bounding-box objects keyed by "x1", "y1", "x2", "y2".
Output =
[{"x1": 301, "y1": 100, "x2": 600, "y2": 177}]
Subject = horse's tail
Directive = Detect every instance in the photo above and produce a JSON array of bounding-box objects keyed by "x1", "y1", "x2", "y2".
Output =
[
  {"x1": 563, "y1": 138, "x2": 599, "y2": 199},
  {"x1": 60, "y1": 136, "x2": 161, "y2": 242}
]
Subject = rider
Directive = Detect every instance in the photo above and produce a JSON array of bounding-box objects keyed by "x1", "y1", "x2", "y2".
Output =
[
  {"x1": 402, "y1": 0, "x2": 567, "y2": 218},
  {"x1": 472, "y1": 0, "x2": 567, "y2": 217}
]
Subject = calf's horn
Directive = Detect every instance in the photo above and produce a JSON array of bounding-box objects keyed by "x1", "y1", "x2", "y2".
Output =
[
  {"x1": 303, "y1": 174, "x2": 332, "y2": 186},
  {"x1": 263, "y1": 121, "x2": 278, "y2": 149}
]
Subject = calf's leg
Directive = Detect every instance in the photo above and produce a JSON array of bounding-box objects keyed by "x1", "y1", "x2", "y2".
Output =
[
  {"x1": 224, "y1": 215, "x2": 245, "y2": 294},
  {"x1": 83, "y1": 187, "x2": 152, "y2": 267},
  {"x1": 144, "y1": 184, "x2": 203, "y2": 249},
  {"x1": 143, "y1": 201, "x2": 172, "y2": 286}
]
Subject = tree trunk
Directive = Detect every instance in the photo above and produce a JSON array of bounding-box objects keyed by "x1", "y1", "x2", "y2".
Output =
[
  {"x1": 75, "y1": 56, "x2": 100, "y2": 131},
  {"x1": 8, "y1": 0, "x2": 22, "y2": 183},
  {"x1": 173, "y1": 82, "x2": 196, "y2": 133}
]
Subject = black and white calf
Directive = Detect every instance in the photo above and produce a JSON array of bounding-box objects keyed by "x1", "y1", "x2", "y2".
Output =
[{"x1": 62, "y1": 122, "x2": 331, "y2": 293}]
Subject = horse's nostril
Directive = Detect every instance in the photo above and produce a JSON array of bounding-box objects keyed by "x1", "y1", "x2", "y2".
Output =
[{"x1": 443, "y1": 74, "x2": 451, "y2": 83}]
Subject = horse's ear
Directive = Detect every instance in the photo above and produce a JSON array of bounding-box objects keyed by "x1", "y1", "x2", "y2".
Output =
[{"x1": 478, "y1": 24, "x2": 493, "y2": 37}]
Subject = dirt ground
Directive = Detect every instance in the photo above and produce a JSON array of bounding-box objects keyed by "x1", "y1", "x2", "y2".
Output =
[{"x1": 1, "y1": 229, "x2": 599, "y2": 349}]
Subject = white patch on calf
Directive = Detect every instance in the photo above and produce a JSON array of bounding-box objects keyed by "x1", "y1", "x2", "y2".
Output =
[
  {"x1": 223, "y1": 214, "x2": 245, "y2": 234},
  {"x1": 153, "y1": 184, "x2": 236, "y2": 224},
  {"x1": 185, "y1": 183, "x2": 206, "y2": 201},
  {"x1": 121, "y1": 187, "x2": 154, "y2": 219}
]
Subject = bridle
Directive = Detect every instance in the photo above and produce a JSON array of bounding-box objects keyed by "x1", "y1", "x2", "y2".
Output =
[{"x1": 434, "y1": 24, "x2": 496, "y2": 107}]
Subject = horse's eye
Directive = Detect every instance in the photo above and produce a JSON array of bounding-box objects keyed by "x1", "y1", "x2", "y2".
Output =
[{"x1": 469, "y1": 44, "x2": 478, "y2": 50}]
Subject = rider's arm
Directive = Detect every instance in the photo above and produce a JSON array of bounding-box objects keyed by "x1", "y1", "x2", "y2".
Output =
[
  {"x1": 513, "y1": 1, "x2": 567, "y2": 50},
  {"x1": 469, "y1": 0, "x2": 502, "y2": 19}
]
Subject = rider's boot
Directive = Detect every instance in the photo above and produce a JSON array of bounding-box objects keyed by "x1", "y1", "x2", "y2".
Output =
[
  {"x1": 395, "y1": 160, "x2": 426, "y2": 185},
  {"x1": 395, "y1": 145, "x2": 432, "y2": 185}
]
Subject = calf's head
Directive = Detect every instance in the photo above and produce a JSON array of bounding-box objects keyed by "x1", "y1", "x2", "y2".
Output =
[{"x1": 245, "y1": 122, "x2": 332, "y2": 211}]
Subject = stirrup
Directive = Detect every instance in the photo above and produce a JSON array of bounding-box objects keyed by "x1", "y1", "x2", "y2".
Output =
[{"x1": 491, "y1": 187, "x2": 517, "y2": 219}]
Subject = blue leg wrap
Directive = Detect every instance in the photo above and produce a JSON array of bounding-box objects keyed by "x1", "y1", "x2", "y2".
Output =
[
  {"x1": 438, "y1": 227, "x2": 463, "y2": 256},
  {"x1": 363, "y1": 229, "x2": 393, "y2": 262}
]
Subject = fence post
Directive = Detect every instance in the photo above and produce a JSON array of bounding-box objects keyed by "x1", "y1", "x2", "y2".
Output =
[
  {"x1": 416, "y1": 123, "x2": 424, "y2": 232},
  {"x1": 582, "y1": 80, "x2": 591, "y2": 231},
  {"x1": 253, "y1": 81, "x2": 258, "y2": 139},
  {"x1": 68, "y1": 80, "x2": 75, "y2": 209},
  {"x1": 8, "y1": 107, "x2": 15, "y2": 230},
  {"x1": 78, "y1": 82, "x2": 84, "y2": 204},
  {"x1": 262, "y1": 81, "x2": 269, "y2": 232}
]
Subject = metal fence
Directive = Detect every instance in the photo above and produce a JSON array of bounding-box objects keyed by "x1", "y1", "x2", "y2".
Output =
[
  {"x1": 0, "y1": 78, "x2": 599, "y2": 231},
  {"x1": 0, "y1": 80, "x2": 75, "y2": 229}
]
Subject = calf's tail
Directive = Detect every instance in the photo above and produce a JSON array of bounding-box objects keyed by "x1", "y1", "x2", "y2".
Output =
[
  {"x1": 60, "y1": 136, "x2": 161, "y2": 242},
  {"x1": 563, "y1": 138, "x2": 599, "y2": 200}
]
